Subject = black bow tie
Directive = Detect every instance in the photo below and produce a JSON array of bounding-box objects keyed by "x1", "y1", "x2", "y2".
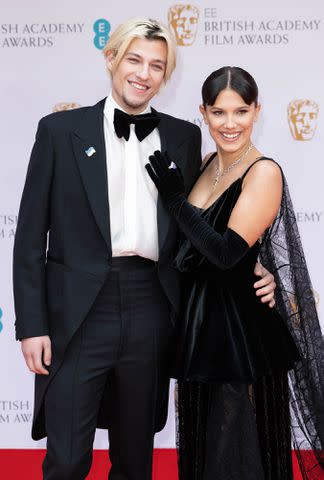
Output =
[{"x1": 113, "y1": 108, "x2": 160, "y2": 142}]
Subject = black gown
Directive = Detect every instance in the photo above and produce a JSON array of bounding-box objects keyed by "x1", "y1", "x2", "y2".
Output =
[{"x1": 174, "y1": 156, "x2": 301, "y2": 480}]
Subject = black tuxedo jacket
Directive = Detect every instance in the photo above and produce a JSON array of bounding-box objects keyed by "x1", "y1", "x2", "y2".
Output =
[{"x1": 13, "y1": 98, "x2": 202, "y2": 440}]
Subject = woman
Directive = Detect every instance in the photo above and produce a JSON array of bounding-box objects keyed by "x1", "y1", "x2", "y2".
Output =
[{"x1": 146, "y1": 67, "x2": 324, "y2": 479}]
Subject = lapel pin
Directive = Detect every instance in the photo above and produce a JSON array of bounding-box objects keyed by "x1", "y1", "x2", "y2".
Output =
[{"x1": 85, "y1": 146, "x2": 96, "y2": 157}]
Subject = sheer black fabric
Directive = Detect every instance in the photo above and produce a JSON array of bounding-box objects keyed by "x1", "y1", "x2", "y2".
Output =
[
  {"x1": 258, "y1": 172, "x2": 324, "y2": 478},
  {"x1": 254, "y1": 371, "x2": 293, "y2": 480},
  {"x1": 177, "y1": 381, "x2": 266, "y2": 480},
  {"x1": 176, "y1": 375, "x2": 294, "y2": 480}
]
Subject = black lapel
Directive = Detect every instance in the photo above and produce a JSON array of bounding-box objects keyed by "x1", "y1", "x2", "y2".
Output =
[
  {"x1": 71, "y1": 98, "x2": 112, "y2": 254},
  {"x1": 155, "y1": 112, "x2": 179, "y2": 256}
]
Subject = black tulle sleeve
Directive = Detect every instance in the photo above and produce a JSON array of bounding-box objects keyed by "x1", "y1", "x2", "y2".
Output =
[{"x1": 258, "y1": 173, "x2": 324, "y2": 478}]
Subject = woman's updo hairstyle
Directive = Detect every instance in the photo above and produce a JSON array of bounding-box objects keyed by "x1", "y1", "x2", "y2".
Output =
[{"x1": 202, "y1": 66, "x2": 258, "y2": 107}]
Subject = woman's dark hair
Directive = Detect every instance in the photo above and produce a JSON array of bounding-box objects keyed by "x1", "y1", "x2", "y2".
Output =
[{"x1": 202, "y1": 66, "x2": 258, "y2": 106}]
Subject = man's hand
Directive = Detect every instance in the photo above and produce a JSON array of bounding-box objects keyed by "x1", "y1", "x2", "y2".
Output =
[
  {"x1": 21, "y1": 335, "x2": 52, "y2": 375},
  {"x1": 254, "y1": 262, "x2": 276, "y2": 308}
]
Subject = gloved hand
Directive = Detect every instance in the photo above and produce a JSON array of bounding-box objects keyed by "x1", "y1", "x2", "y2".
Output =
[
  {"x1": 145, "y1": 150, "x2": 185, "y2": 212},
  {"x1": 146, "y1": 152, "x2": 249, "y2": 271}
]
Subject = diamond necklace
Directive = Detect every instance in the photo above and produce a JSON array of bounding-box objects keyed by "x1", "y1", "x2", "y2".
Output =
[{"x1": 213, "y1": 142, "x2": 254, "y2": 187}]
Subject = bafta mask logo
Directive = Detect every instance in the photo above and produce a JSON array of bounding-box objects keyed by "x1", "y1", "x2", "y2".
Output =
[
  {"x1": 287, "y1": 99, "x2": 319, "y2": 141},
  {"x1": 168, "y1": 4, "x2": 199, "y2": 46},
  {"x1": 53, "y1": 102, "x2": 81, "y2": 112}
]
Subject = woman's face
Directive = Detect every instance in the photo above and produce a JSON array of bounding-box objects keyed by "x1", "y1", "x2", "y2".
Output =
[{"x1": 200, "y1": 88, "x2": 260, "y2": 154}]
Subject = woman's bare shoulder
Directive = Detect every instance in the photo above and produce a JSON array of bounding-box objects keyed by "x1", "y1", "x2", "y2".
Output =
[{"x1": 243, "y1": 158, "x2": 282, "y2": 185}]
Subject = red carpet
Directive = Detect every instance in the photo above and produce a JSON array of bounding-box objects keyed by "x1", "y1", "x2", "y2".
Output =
[{"x1": 0, "y1": 449, "x2": 311, "y2": 479}]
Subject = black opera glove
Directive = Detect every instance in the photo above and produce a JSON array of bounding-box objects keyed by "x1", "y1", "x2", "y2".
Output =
[
  {"x1": 146, "y1": 151, "x2": 249, "y2": 270},
  {"x1": 174, "y1": 226, "x2": 250, "y2": 272},
  {"x1": 145, "y1": 150, "x2": 186, "y2": 212}
]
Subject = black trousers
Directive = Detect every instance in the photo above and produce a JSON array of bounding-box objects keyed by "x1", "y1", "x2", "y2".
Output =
[{"x1": 42, "y1": 257, "x2": 172, "y2": 480}]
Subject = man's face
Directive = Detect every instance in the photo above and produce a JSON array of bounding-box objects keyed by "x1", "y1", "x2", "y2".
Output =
[
  {"x1": 169, "y1": 5, "x2": 199, "y2": 46},
  {"x1": 288, "y1": 101, "x2": 319, "y2": 141},
  {"x1": 107, "y1": 38, "x2": 167, "y2": 114}
]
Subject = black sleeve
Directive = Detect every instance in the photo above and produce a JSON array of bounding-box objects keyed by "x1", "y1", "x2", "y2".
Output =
[
  {"x1": 170, "y1": 197, "x2": 249, "y2": 270},
  {"x1": 13, "y1": 118, "x2": 54, "y2": 340}
]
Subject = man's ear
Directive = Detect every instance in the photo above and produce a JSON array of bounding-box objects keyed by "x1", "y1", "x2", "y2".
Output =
[{"x1": 106, "y1": 50, "x2": 115, "y2": 73}]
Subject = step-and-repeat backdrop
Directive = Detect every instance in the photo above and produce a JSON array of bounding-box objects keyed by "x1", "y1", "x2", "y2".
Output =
[{"x1": 1, "y1": 0, "x2": 323, "y2": 449}]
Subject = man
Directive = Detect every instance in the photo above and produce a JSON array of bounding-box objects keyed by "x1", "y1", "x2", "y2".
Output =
[{"x1": 13, "y1": 18, "x2": 275, "y2": 480}]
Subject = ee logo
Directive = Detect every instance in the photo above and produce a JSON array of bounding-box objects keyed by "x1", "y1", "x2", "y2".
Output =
[
  {"x1": 93, "y1": 19, "x2": 111, "y2": 50},
  {"x1": 0, "y1": 308, "x2": 3, "y2": 333}
]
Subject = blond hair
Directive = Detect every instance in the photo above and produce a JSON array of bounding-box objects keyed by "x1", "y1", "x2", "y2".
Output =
[{"x1": 103, "y1": 18, "x2": 176, "y2": 82}]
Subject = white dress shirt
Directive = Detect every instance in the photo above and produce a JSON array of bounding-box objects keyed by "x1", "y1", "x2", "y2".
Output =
[{"x1": 103, "y1": 93, "x2": 161, "y2": 261}]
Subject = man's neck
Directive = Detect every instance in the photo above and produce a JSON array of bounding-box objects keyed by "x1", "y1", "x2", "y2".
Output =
[{"x1": 110, "y1": 91, "x2": 149, "y2": 115}]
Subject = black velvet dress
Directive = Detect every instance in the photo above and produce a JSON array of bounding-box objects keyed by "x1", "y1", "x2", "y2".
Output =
[{"x1": 174, "y1": 156, "x2": 301, "y2": 480}]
